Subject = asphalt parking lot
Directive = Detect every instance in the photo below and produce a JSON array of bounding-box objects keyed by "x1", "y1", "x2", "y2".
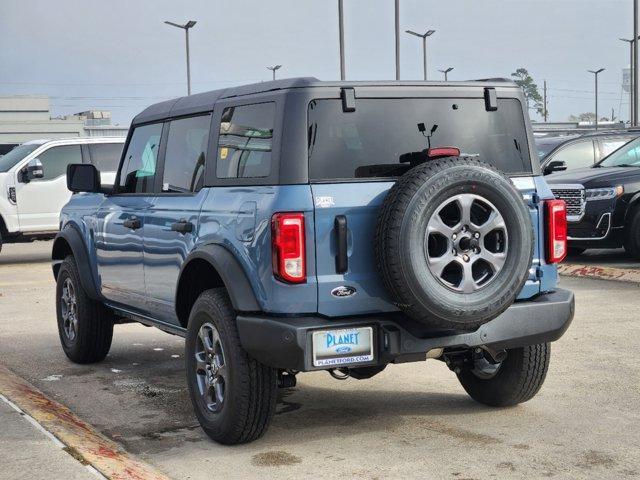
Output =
[{"x1": 0, "y1": 241, "x2": 639, "y2": 480}]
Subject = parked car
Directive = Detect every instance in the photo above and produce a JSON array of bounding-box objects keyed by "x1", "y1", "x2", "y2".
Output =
[
  {"x1": 547, "y1": 135, "x2": 640, "y2": 256},
  {"x1": 0, "y1": 137, "x2": 124, "y2": 252},
  {"x1": 52, "y1": 78, "x2": 574, "y2": 445},
  {"x1": 536, "y1": 130, "x2": 640, "y2": 175}
]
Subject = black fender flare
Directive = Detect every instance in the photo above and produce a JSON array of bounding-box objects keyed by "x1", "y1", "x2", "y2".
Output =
[
  {"x1": 176, "y1": 244, "x2": 261, "y2": 312},
  {"x1": 52, "y1": 224, "x2": 102, "y2": 300}
]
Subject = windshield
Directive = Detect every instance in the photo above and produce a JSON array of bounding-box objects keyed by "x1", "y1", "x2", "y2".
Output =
[
  {"x1": 308, "y1": 98, "x2": 532, "y2": 181},
  {"x1": 598, "y1": 137, "x2": 640, "y2": 168},
  {"x1": 0, "y1": 144, "x2": 40, "y2": 172}
]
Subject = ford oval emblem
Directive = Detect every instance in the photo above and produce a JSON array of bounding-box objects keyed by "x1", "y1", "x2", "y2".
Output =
[
  {"x1": 331, "y1": 286, "x2": 357, "y2": 298},
  {"x1": 336, "y1": 346, "x2": 352, "y2": 354}
]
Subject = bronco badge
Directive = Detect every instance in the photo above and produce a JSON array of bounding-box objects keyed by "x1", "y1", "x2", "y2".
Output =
[{"x1": 331, "y1": 286, "x2": 357, "y2": 298}]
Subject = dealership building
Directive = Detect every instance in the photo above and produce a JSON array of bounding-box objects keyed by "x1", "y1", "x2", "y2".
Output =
[{"x1": 0, "y1": 95, "x2": 127, "y2": 154}]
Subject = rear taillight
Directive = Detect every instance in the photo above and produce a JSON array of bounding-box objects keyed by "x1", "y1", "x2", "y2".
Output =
[
  {"x1": 546, "y1": 199, "x2": 567, "y2": 264},
  {"x1": 272, "y1": 213, "x2": 306, "y2": 283}
]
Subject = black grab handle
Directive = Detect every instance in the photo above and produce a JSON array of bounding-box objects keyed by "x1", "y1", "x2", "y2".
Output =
[{"x1": 334, "y1": 215, "x2": 348, "y2": 274}]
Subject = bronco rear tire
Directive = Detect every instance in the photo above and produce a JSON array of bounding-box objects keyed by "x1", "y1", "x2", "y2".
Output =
[
  {"x1": 457, "y1": 343, "x2": 550, "y2": 407},
  {"x1": 55, "y1": 255, "x2": 113, "y2": 363},
  {"x1": 185, "y1": 288, "x2": 278, "y2": 445},
  {"x1": 375, "y1": 157, "x2": 534, "y2": 331}
]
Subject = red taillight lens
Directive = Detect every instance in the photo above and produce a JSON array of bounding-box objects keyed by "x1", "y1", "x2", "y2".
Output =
[
  {"x1": 272, "y1": 213, "x2": 306, "y2": 283},
  {"x1": 546, "y1": 199, "x2": 567, "y2": 264}
]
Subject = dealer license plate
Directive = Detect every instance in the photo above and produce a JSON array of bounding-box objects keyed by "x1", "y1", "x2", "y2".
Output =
[{"x1": 312, "y1": 327, "x2": 374, "y2": 367}]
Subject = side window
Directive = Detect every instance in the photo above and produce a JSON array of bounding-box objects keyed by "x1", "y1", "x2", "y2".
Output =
[
  {"x1": 118, "y1": 123, "x2": 163, "y2": 194},
  {"x1": 35, "y1": 145, "x2": 82, "y2": 181},
  {"x1": 600, "y1": 138, "x2": 630, "y2": 158},
  {"x1": 162, "y1": 115, "x2": 211, "y2": 193},
  {"x1": 88, "y1": 143, "x2": 124, "y2": 172},
  {"x1": 550, "y1": 140, "x2": 595, "y2": 169},
  {"x1": 216, "y1": 102, "x2": 275, "y2": 179}
]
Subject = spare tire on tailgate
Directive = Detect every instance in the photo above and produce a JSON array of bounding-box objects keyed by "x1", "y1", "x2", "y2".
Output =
[{"x1": 375, "y1": 157, "x2": 534, "y2": 331}]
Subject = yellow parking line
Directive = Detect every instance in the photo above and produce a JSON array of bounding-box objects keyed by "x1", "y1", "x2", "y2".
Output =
[{"x1": 0, "y1": 365, "x2": 170, "y2": 480}]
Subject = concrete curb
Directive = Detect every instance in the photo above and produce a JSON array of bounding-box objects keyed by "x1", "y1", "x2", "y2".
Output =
[
  {"x1": 0, "y1": 365, "x2": 170, "y2": 480},
  {"x1": 558, "y1": 263, "x2": 640, "y2": 285}
]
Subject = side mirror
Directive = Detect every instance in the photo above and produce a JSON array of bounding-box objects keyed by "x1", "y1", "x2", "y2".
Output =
[
  {"x1": 544, "y1": 160, "x2": 567, "y2": 175},
  {"x1": 67, "y1": 164, "x2": 101, "y2": 193},
  {"x1": 21, "y1": 158, "x2": 44, "y2": 182}
]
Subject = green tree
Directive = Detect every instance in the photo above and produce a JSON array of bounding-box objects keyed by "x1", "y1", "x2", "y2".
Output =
[{"x1": 511, "y1": 68, "x2": 545, "y2": 118}]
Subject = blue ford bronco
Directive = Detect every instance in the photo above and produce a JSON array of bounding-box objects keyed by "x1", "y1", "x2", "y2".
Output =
[{"x1": 52, "y1": 78, "x2": 574, "y2": 445}]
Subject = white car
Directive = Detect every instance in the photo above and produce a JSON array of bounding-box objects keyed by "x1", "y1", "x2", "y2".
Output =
[{"x1": 0, "y1": 137, "x2": 124, "y2": 252}]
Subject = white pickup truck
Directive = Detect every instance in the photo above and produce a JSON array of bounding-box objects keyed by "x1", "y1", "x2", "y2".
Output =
[{"x1": 0, "y1": 137, "x2": 124, "y2": 252}]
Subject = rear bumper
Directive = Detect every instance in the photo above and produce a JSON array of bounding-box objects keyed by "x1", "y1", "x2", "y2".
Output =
[{"x1": 236, "y1": 288, "x2": 575, "y2": 371}]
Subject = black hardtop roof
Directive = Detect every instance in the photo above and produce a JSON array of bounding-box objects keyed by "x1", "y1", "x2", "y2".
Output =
[{"x1": 131, "y1": 77, "x2": 518, "y2": 126}]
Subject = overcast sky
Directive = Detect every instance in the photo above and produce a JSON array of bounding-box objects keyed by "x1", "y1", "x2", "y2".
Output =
[{"x1": 0, "y1": 0, "x2": 634, "y2": 124}]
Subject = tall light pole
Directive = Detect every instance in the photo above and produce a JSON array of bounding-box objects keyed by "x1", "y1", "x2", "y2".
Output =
[
  {"x1": 635, "y1": 0, "x2": 639, "y2": 125},
  {"x1": 338, "y1": 0, "x2": 346, "y2": 80},
  {"x1": 406, "y1": 30, "x2": 436, "y2": 80},
  {"x1": 588, "y1": 68, "x2": 605, "y2": 130},
  {"x1": 439, "y1": 67, "x2": 453, "y2": 81},
  {"x1": 620, "y1": 37, "x2": 639, "y2": 124},
  {"x1": 267, "y1": 65, "x2": 282, "y2": 81},
  {"x1": 395, "y1": 0, "x2": 400, "y2": 80},
  {"x1": 164, "y1": 20, "x2": 197, "y2": 96}
]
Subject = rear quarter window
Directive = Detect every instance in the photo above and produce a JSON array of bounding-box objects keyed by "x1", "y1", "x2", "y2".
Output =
[{"x1": 308, "y1": 98, "x2": 532, "y2": 181}]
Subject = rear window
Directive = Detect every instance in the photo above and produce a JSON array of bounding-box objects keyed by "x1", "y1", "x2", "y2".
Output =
[
  {"x1": 308, "y1": 98, "x2": 532, "y2": 181},
  {"x1": 88, "y1": 143, "x2": 124, "y2": 172}
]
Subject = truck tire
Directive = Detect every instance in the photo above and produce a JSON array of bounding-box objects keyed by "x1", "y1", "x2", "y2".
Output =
[
  {"x1": 55, "y1": 255, "x2": 113, "y2": 363},
  {"x1": 457, "y1": 343, "x2": 550, "y2": 407},
  {"x1": 0, "y1": 230, "x2": 3, "y2": 254},
  {"x1": 375, "y1": 157, "x2": 534, "y2": 331},
  {"x1": 623, "y1": 207, "x2": 640, "y2": 259},
  {"x1": 185, "y1": 288, "x2": 278, "y2": 445}
]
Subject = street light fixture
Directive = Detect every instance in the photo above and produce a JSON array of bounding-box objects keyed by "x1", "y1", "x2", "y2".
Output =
[
  {"x1": 588, "y1": 68, "x2": 606, "y2": 130},
  {"x1": 267, "y1": 65, "x2": 282, "y2": 81},
  {"x1": 621, "y1": 36, "x2": 640, "y2": 125},
  {"x1": 439, "y1": 67, "x2": 454, "y2": 81},
  {"x1": 164, "y1": 20, "x2": 197, "y2": 96},
  {"x1": 338, "y1": 0, "x2": 346, "y2": 80},
  {"x1": 405, "y1": 29, "x2": 436, "y2": 80}
]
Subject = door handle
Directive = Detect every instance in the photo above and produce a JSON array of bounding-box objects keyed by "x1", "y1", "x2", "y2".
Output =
[
  {"x1": 334, "y1": 215, "x2": 348, "y2": 273},
  {"x1": 171, "y1": 219, "x2": 194, "y2": 234},
  {"x1": 123, "y1": 217, "x2": 141, "y2": 230}
]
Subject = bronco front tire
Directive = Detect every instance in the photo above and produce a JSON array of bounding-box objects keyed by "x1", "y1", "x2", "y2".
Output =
[
  {"x1": 185, "y1": 288, "x2": 278, "y2": 445},
  {"x1": 457, "y1": 343, "x2": 550, "y2": 407},
  {"x1": 56, "y1": 256, "x2": 113, "y2": 363}
]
